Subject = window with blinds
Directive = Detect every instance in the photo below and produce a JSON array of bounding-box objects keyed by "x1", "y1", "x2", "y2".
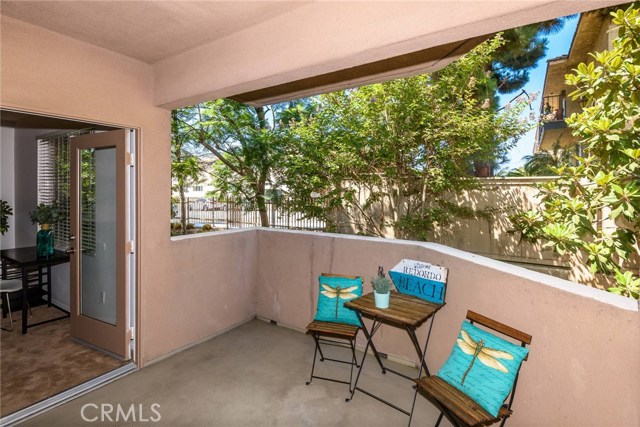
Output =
[{"x1": 37, "y1": 129, "x2": 96, "y2": 254}]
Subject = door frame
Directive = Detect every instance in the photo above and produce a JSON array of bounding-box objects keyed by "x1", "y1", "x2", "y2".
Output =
[
  {"x1": 0, "y1": 106, "x2": 141, "y2": 364},
  {"x1": 0, "y1": 105, "x2": 142, "y2": 424}
]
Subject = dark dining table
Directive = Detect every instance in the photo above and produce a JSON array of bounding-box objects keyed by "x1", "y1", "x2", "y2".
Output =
[{"x1": 1, "y1": 246, "x2": 70, "y2": 334}]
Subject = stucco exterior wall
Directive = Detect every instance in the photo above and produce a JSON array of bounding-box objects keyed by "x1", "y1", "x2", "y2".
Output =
[
  {"x1": 0, "y1": 15, "x2": 257, "y2": 365},
  {"x1": 0, "y1": 126, "x2": 16, "y2": 249},
  {"x1": 256, "y1": 229, "x2": 639, "y2": 426}
]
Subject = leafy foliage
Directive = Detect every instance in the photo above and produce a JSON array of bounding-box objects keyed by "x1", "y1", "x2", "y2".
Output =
[
  {"x1": 172, "y1": 109, "x2": 206, "y2": 234},
  {"x1": 510, "y1": 5, "x2": 640, "y2": 299},
  {"x1": 28, "y1": 203, "x2": 65, "y2": 225},
  {"x1": 506, "y1": 141, "x2": 576, "y2": 176},
  {"x1": 0, "y1": 200, "x2": 13, "y2": 235},
  {"x1": 172, "y1": 100, "x2": 307, "y2": 227},
  {"x1": 488, "y1": 18, "x2": 567, "y2": 94},
  {"x1": 281, "y1": 35, "x2": 532, "y2": 239}
]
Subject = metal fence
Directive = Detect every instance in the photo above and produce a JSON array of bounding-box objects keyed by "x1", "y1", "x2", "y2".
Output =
[{"x1": 172, "y1": 197, "x2": 326, "y2": 232}]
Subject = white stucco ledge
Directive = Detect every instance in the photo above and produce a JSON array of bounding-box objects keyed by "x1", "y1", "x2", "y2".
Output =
[
  {"x1": 169, "y1": 227, "x2": 257, "y2": 242},
  {"x1": 256, "y1": 228, "x2": 640, "y2": 312}
]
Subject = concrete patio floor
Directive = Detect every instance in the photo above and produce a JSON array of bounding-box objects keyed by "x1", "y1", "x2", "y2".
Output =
[{"x1": 20, "y1": 319, "x2": 444, "y2": 427}]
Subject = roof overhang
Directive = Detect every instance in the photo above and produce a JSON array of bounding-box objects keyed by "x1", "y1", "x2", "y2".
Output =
[
  {"x1": 0, "y1": 1, "x2": 630, "y2": 109},
  {"x1": 541, "y1": 10, "x2": 612, "y2": 98},
  {"x1": 229, "y1": 35, "x2": 489, "y2": 106}
]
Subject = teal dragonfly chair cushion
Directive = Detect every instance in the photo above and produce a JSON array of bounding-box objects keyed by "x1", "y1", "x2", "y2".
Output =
[
  {"x1": 437, "y1": 320, "x2": 529, "y2": 417},
  {"x1": 314, "y1": 275, "x2": 363, "y2": 327}
]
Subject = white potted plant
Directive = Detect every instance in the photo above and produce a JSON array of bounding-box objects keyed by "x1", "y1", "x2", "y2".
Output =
[{"x1": 371, "y1": 273, "x2": 393, "y2": 309}]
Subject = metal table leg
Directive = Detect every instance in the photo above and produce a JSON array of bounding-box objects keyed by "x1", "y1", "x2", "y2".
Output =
[
  {"x1": 1, "y1": 260, "x2": 6, "y2": 319},
  {"x1": 346, "y1": 315, "x2": 415, "y2": 414},
  {"x1": 46, "y1": 265, "x2": 52, "y2": 307},
  {"x1": 407, "y1": 314, "x2": 437, "y2": 426},
  {"x1": 347, "y1": 311, "x2": 439, "y2": 421},
  {"x1": 346, "y1": 314, "x2": 384, "y2": 403},
  {"x1": 357, "y1": 312, "x2": 386, "y2": 373},
  {"x1": 21, "y1": 267, "x2": 28, "y2": 334}
]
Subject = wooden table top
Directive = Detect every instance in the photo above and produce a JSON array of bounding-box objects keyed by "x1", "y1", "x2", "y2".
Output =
[
  {"x1": 1, "y1": 246, "x2": 70, "y2": 268},
  {"x1": 344, "y1": 291, "x2": 443, "y2": 327}
]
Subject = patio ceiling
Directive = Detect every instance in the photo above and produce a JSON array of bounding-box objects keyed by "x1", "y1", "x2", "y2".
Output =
[
  {"x1": 0, "y1": 1, "x2": 311, "y2": 64},
  {"x1": 0, "y1": 0, "x2": 629, "y2": 108}
]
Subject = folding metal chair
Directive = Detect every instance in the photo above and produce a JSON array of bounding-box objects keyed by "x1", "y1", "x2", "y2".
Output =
[
  {"x1": 305, "y1": 273, "x2": 362, "y2": 390},
  {"x1": 414, "y1": 310, "x2": 532, "y2": 427}
]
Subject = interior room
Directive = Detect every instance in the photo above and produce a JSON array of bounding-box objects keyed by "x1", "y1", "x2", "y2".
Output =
[{"x1": 0, "y1": 110, "x2": 127, "y2": 416}]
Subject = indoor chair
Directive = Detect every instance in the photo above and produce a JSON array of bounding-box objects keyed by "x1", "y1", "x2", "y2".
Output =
[
  {"x1": 414, "y1": 310, "x2": 532, "y2": 427},
  {"x1": 0, "y1": 279, "x2": 32, "y2": 331},
  {"x1": 305, "y1": 273, "x2": 363, "y2": 391}
]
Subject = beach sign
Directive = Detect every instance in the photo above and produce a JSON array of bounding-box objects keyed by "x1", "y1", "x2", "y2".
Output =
[{"x1": 389, "y1": 259, "x2": 448, "y2": 304}]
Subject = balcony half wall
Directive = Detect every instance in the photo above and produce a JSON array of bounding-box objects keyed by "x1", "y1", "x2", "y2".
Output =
[
  {"x1": 536, "y1": 122, "x2": 577, "y2": 153},
  {"x1": 255, "y1": 229, "x2": 639, "y2": 426}
]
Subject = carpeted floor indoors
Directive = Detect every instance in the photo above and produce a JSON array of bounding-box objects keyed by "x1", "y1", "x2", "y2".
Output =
[{"x1": 0, "y1": 306, "x2": 125, "y2": 416}]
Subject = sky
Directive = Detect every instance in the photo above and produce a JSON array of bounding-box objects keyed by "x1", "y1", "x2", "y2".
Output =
[{"x1": 500, "y1": 16, "x2": 579, "y2": 171}]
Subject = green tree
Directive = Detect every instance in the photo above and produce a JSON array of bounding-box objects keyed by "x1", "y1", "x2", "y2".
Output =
[
  {"x1": 510, "y1": 5, "x2": 640, "y2": 299},
  {"x1": 172, "y1": 110, "x2": 205, "y2": 234},
  {"x1": 506, "y1": 141, "x2": 576, "y2": 176},
  {"x1": 282, "y1": 35, "x2": 532, "y2": 240},
  {"x1": 489, "y1": 19, "x2": 566, "y2": 94},
  {"x1": 173, "y1": 100, "x2": 302, "y2": 227}
]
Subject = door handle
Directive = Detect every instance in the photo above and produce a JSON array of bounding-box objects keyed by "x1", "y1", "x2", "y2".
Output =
[
  {"x1": 66, "y1": 248, "x2": 76, "y2": 254},
  {"x1": 69, "y1": 235, "x2": 75, "y2": 242}
]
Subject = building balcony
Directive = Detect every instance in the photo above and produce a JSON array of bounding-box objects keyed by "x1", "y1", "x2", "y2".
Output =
[
  {"x1": 540, "y1": 94, "x2": 567, "y2": 123},
  {"x1": 535, "y1": 94, "x2": 574, "y2": 153}
]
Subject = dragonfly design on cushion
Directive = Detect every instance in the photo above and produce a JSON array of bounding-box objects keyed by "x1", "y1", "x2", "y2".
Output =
[
  {"x1": 457, "y1": 329, "x2": 514, "y2": 385},
  {"x1": 321, "y1": 284, "x2": 359, "y2": 319}
]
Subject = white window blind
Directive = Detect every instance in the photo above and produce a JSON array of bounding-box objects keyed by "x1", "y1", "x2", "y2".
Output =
[{"x1": 37, "y1": 129, "x2": 95, "y2": 253}]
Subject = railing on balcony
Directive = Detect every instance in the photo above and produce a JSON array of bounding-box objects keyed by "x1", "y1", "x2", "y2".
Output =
[
  {"x1": 540, "y1": 94, "x2": 566, "y2": 122},
  {"x1": 172, "y1": 197, "x2": 326, "y2": 232},
  {"x1": 535, "y1": 94, "x2": 568, "y2": 151}
]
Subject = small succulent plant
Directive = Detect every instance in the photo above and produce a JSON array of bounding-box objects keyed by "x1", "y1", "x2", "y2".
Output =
[{"x1": 371, "y1": 266, "x2": 393, "y2": 294}]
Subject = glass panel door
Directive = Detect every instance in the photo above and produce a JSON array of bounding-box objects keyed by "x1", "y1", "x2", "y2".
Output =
[
  {"x1": 79, "y1": 147, "x2": 117, "y2": 325},
  {"x1": 70, "y1": 130, "x2": 132, "y2": 360}
]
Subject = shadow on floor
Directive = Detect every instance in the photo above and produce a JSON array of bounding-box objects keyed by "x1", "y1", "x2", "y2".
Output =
[{"x1": 20, "y1": 319, "x2": 443, "y2": 426}]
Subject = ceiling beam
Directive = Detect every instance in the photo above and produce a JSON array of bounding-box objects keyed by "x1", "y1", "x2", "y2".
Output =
[
  {"x1": 229, "y1": 35, "x2": 488, "y2": 106},
  {"x1": 154, "y1": 1, "x2": 629, "y2": 109}
]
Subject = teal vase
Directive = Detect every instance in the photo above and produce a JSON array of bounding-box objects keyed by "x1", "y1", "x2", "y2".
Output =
[{"x1": 37, "y1": 225, "x2": 55, "y2": 258}]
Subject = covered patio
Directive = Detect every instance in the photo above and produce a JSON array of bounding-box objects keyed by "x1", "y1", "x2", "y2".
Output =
[
  {"x1": 1, "y1": 1, "x2": 638, "y2": 426},
  {"x1": 18, "y1": 228, "x2": 639, "y2": 426}
]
